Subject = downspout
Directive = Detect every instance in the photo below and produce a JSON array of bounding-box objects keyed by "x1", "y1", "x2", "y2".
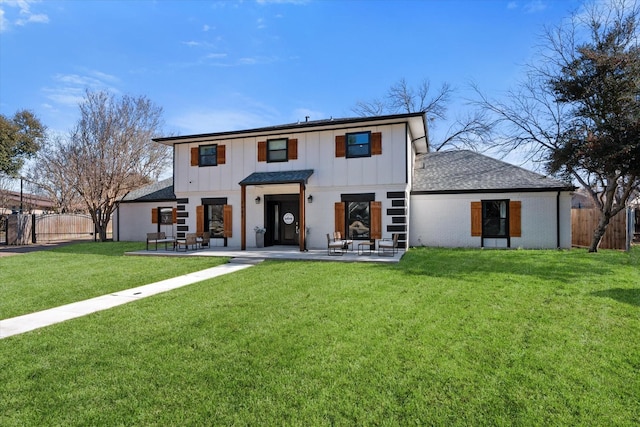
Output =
[
  {"x1": 556, "y1": 191, "x2": 561, "y2": 248},
  {"x1": 116, "y1": 204, "x2": 120, "y2": 242}
]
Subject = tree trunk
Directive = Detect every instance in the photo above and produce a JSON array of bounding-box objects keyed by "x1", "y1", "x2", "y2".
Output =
[{"x1": 588, "y1": 212, "x2": 611, "y2": 253}]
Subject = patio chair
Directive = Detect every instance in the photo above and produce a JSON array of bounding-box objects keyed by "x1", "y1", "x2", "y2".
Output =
[
  {"x1": 333, "y1": 231, "x2": 353, "y2": 251},
  {"x1": 177, "y1": 233, "x2": 198, "y2": 251},
  {"x1": 327, "y1": 233, "x2": 345, "y2": 256},
  {"x1": 200, "y1": 231, "x2": 210, "y2": 248},
  {"x1": 378, "y1": 233, "x2": 399, "y2": 256}
]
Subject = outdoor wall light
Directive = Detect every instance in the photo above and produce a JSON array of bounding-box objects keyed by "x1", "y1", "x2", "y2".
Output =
[
  {"x1": 255, "y1": 196, "x2": 261, "y2": 204},
  {"x1": 307, "y1": 195, "x2": 313, "y2": 203}
]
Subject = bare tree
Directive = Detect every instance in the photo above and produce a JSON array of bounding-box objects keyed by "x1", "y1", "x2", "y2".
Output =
[
  {"x1": 353, "y1": 78, "x2": 492, "y2": 151},
  {"x1": 473, "y1": 0, "x2": 640, "y2": 252},
  {"x1": 32, "y1": 90, "x2": 171, "y2": 240},
  {"x1": 28, "y1": 135, "x2": 85, "y2": 213}
]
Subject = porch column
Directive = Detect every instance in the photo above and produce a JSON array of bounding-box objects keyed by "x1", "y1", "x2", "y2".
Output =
[
  {"x1": 299, "y1": 183, "x2": 305, "y2": 252},
  {"x1": 241, "y1": 185, "x2": 246, "y2": 250}
]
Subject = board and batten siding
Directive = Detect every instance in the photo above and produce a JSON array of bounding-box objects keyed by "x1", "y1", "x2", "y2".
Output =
[{"x1": 173, "y1": 123, "x2": 411, "y2": 194}]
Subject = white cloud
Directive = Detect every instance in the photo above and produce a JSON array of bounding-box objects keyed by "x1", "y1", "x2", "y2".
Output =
[
  {"x1": 181, "y1": 39, "x2": 217, "y2": 49},
  {"x1": 170, "y1": 109, "x2": 274, "y2": 134},
  {"x1": 43, "y1": 70, "x2": 121, "y2": 107},
  {"x1": 16, "y1": 12, "x2": 48, "y2": 26},
  {"x1": 44, "y1": 91, "x2": 85, "y2": 108},
  {"x1": 203, "y1": 24, "x2": 210, "y2": 32},
  {"x1": 205, "y1": 53, "x2": 228, "y2": 59},
  {"x1": 524, "y1": 1, "x2": 547, "y2": 14},
  {"x1": 169, "y1": 93, "x2": 282, "y2": 134},
  {"x1": 256, "y1": 0, "x2": 310, "y2": 4},
  {"x1": 0, "y1": 9, "x2": 8, "y2": 32},
  {"x1": 89, "y1": 70, "x2": 119, "y2": 83},
  {"x1": 238, "y1": 57, "x2": 258, "y2": 65},
  {"x1": 237, "y1": 55, "x2": 277, "y2": 65},
  {"x1": 0, "y1": 0, "x2": 49, "y2": 32}
]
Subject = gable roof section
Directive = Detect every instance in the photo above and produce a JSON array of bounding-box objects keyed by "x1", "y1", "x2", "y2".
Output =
[
  {"x1": 412, "y1": 150, "x2": 574, "y2": 194},
  {"x1": 120, "y1": 178, "x2": 175, "y2": 202},
  {"x1": 239, "y1": 170, "x2": 314, "y2": 186}
]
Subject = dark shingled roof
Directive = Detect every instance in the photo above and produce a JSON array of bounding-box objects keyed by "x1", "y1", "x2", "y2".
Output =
[
  {"x1": 120, "y1": 178, "x2": 175, "y2": 202},
  {"x1": 412, "y1": 150, "x2": 574, "y2": 194},
  {"x1": 239, "y1": 170, "x2": 314, "y2": 186}
]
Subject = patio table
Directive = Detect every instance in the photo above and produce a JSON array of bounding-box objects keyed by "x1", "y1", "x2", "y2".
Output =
[{"x1": 357, "y1": 241, "x2": 374, "y2": 255}]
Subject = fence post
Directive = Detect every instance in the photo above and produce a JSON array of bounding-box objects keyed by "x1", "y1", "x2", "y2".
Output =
[
  {"x1": 626, "y1": 207, "x2": 633, "y2": 252},
  {"x1": 31, "y1": 214, "x2": 37, "y2": 243}
]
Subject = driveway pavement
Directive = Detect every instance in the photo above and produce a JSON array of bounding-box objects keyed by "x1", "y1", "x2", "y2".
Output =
[{"x1": 0, "y1": 240, "x2": 81, "y2": 257}]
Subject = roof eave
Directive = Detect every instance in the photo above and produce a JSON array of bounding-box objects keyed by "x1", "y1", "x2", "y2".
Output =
[
  {"x1": 411, "y1": 185, "x2": 576, "y2": 195},
  {"x1": 153, "y1": 112, "x2": 427, "y2": 145}
]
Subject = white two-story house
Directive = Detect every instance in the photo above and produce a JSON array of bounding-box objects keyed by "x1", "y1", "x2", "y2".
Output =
[{"x1": 116, "y1": 112, "x2": 574, "y2": 250}]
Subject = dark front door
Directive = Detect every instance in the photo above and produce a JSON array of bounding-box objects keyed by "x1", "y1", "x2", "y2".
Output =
[{"x1": 265, "y1": 196, "x2": 299, "y2": 246}]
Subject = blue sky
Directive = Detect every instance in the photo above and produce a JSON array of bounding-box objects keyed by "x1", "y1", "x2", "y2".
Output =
[{"x1": 1, "y1": 0, "x2": 584, "y2": 145}]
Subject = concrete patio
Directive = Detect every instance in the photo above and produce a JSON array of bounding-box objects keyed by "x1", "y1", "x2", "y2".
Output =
[{"x1": 126, "y1": 245, "x2": 404, "y2": 263}]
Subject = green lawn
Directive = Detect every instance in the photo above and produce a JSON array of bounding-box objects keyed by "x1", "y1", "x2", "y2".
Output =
[
  {"x1": 1, "y1": 245, "x2": 638, "y2": 425},
  {"x1": 0, "y1": 242, "x2": 227, "y2": 319}
]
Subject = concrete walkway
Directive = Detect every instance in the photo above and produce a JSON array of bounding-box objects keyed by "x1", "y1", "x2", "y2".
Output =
[
  {"x1": 0, "y1": 260, "x2": 258, "y2": 339},
  {"x1": 126, "y1": 245, "x2": 404, "y2": 263}
]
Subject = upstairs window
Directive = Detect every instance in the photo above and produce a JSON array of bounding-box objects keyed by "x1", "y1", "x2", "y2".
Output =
[
  {"x1": 267, "y1": 138, "x2": 288, "y2": 162},
  {"x1": 346, "y1": 132, "x2": 371, "y2": 158},
  {"x1": 199, "y1": 144, "x2": 218, "y2": 166},
  {"x1": 191, "y1": 144, "x2": 225, "y2": 167},
  {"x1": 258, "y1": 139, "x2": 297, "y2": 162}
]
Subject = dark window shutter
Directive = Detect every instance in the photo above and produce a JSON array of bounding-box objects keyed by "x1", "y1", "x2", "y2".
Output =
[
  {"x1": 191, "y1": 147, "x2": 199, "y2": 166},
  {"x1": 370, "y1": 201, "x2": 382, "y2": 239},
  {"x1": 217, "y1": 145, "x2": 226, "y2": 165},
  {"x1": 471, "y1": 202, "x2": 482, "y2": 236},
  {"x1": 223, "y1": 205, "x2": 233, "y2": 237},
  {"x1": 371, "y1": 132, "x2": 382, "y2": 155},
  {"x1": 288, "y1": 138, "x2": 298, "y2": 160},
  {"x1": 334, "y1": 202, "x2": 345, "y2": 236},
  {"x1": 172, "y1": 208, "x2": 177, "y2": 224},
  {"x1": 258, "y1": 141, "x2": 267, "y2": 162},
  {"x1": 509, "y1": 201, "x2": 521, "y2": 237},
  {"x1": 335, "y1": 135, "x2": 345, "y2": 157},
  {"x1": 151, "y1": 208, "x2": 158, "y2": 224}
]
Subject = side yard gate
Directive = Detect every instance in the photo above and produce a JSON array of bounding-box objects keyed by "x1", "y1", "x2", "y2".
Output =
[{"x1": 1, "y1": 213, "x2": 112, "y2": 245}]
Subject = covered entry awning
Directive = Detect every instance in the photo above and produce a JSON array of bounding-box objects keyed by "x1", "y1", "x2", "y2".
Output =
[
  {"x1": 239, "y1": 169, "x2": 314, "y2": 251},
  {"x1": 239, "y1": 169, "x2": 314, "y2": 186}
]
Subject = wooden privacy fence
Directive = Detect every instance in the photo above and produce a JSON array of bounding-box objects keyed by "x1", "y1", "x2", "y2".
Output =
[
  {"x1": 571, "y1": 208, "x2": 626, "y2": 250},
  {"x1": 2, "y1": 213, "x2": 112, "y2": 244},
  {"x1": 35, "y1": 214, "x2": 112, "y2": 242}
]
